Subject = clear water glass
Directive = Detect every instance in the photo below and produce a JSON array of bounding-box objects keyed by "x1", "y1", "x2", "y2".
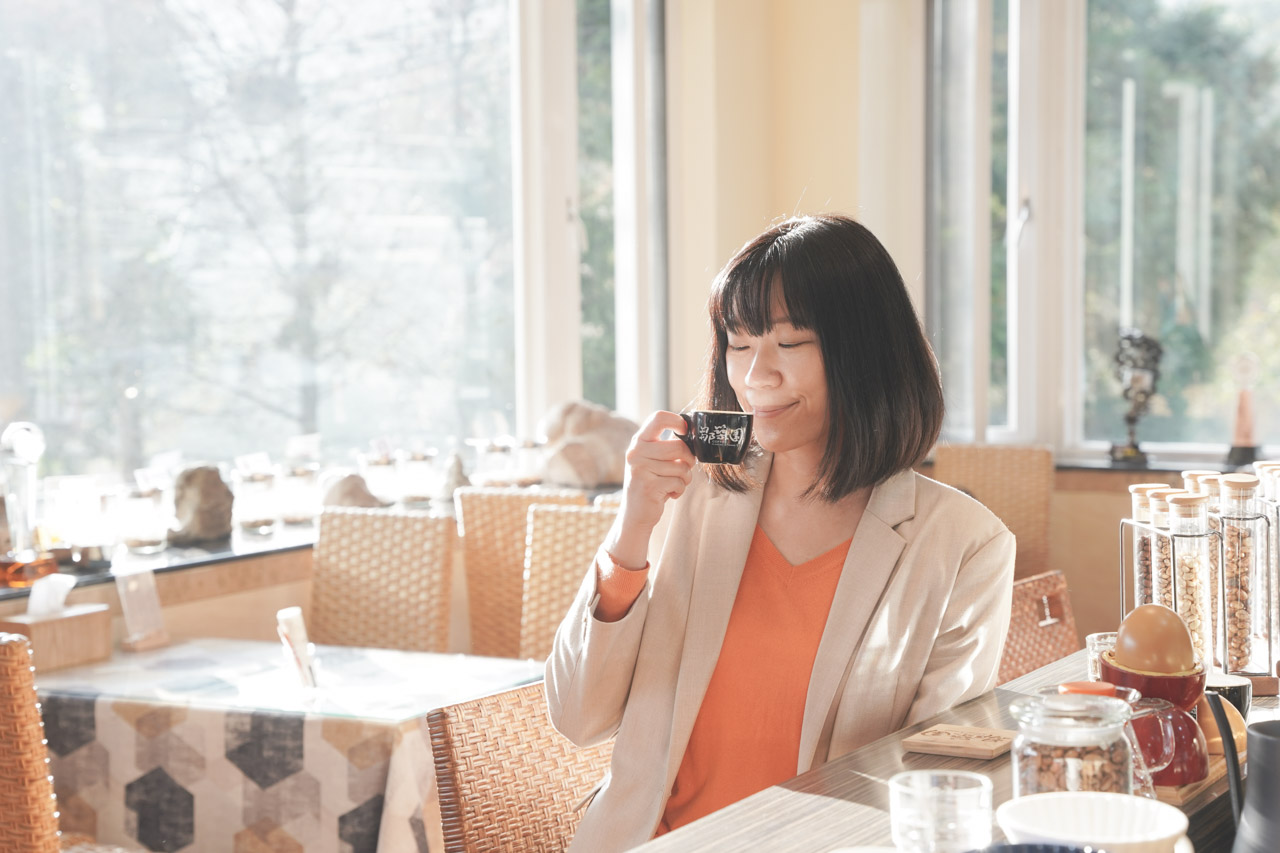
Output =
[
  {"x1": 1086, "y1": 631, "x2": 1118, "y2": 681},
  {"x1": 889, "y1": 769, "x2": 992, "y2": 853}
]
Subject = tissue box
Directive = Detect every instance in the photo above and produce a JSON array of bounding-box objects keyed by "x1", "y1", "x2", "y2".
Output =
[{"x1": 0, "y1": 603, "x2": 112, "y2": 672}]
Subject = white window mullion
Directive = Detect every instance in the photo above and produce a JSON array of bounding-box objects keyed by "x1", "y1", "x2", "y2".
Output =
[
  {"x1": 1030, "y1": 0, "x2": 1087, "y2": 454},
  {"x1": 511, "y1": 0, "x2": 582, "y2": 437}
]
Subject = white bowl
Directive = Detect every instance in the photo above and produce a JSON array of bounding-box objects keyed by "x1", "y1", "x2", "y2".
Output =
[{"x1": 996, "y1": 792, "x2": 1189, "y2": 853}]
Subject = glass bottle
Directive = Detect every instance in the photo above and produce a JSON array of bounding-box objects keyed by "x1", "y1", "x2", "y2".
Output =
[
  {"x1": 1218, "y1": 473, "x2": 1275, "y2": 678},
  {"x1": 0, "y1": 422, "x2": 58, "y2": 587},
  {"x1": 1010, "y1": 693, "x2": 1134, "y2": 796},
  {"x1": 1129, "y1": 483, "x2": 1170, "y2": 608},
  {"x1": 1146, "y1": 488, "x2": 1185, "y2": 610},
  {"x1": 1167, "y1": 492, "x2": 1214, "y2": 670}
]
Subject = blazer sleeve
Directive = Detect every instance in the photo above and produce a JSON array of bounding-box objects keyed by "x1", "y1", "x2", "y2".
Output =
[
  {"x1": 544, "y1": 547, "x2": 651, "y2": 747},
  {"x1": 904, "y1": 527, "x2": 1016, "y2": 725}
]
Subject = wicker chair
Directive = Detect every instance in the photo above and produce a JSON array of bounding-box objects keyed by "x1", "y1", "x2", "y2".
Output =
[
  {"x1": 0, "y1": 633, "x2": 142, "y2": 853},
  {"x1": 997, "y1": 569, "x2": 1081, "y2": 683},
  {"x1": 454, "y1": 487, "x2": 588, "y2": 658},
  {"x1": 519, "y1": 504, "x2": 619, "y2": 661},
  {"x1": 592, "y1": 492, "x2": 623, "y2": 509},
  {"x1": 427, "y1": 682, "x2": 613, "y2": 853},
  {"x1": 932, "y1": 443, "x2": 1054, "y2": 577},
  {"x1": 309, "y1": 507, "x2": 455, "y2": 652}
]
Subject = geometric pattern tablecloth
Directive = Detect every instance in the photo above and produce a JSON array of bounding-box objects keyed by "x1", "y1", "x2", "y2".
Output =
[{"x1": 36, "y1": 639, "x2": 544, "y2": 853}]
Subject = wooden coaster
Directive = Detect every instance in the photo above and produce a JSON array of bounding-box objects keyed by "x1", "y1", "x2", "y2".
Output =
[
  {"x1": 902, "y1": 724, "x2": 1016, "y2": 759},
  {"x1": 1154, "y1": 755, "x2": 1231, "y2": 805}
]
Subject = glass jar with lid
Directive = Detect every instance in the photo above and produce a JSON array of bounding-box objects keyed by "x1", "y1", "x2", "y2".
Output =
[
  {"x1": 233, "y1": 471, "x2": 278, "y2": 536},
  {"x1": 1129, "y1": 483, "x2": 1170, "y2": 609},
  {"x1": 1145, "y1": 488, "x2": 1185, "y2": 610},
  {"x1": 1167, "y1": 492, "x2": 1213, "y2": 670},
  {"x1": 1218, "y1": 473, "x2": 1274, "y2": 678},
  {"x1": 113, "y1": 488, "x2": 170, "y2": 555},
  {"x1": 397, "y1": 448, "x2": 439, "y2": 506},
  {"x1": 1183, "y1": 470, "x2": 1223, "y2": 657},
  {"x1": 277, "y1": 464, "x2": 320, "y2": 526},
  {"x1": 1010, "y1": 693, "x2": 1134, "y2": 796}
]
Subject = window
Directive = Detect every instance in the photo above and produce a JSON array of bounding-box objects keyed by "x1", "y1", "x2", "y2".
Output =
[
  {"x1": 0, "y1": 0, "x2": 639, "y2": 480},
  {"x1": 929, "y1": 0, "x2": 1280, "y2": 456},
  {"x1": 1, "y1": 1, "x2": 516, "y2": 475},
  {"x1": 1082, "y1": 0, "x2": 1280, "y2": 449}
]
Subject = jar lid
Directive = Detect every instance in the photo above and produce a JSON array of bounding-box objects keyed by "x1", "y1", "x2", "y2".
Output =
[
  {"x1": 1220, "y1": 473, "x2": 1259, "y2": 494},
  {"x1": 1146, "y1": 487, "x2": 1185, "y2": 508},
  {"x1": 1128, "y1": 482, "x2": 1170, "y2": 495},
  {"x1": 1009, "y1": 694, "x2": 1131, "y2": 743},
  {"x1": 1199, "y1": 474, "x2": 1222, "y2": 495},
  {"x1": 1180, "y1": 469, "x2": 1220, "y2": 483},
  {"x1": 1168, "y1": 493, "x2": 1208, "y2": 514}
]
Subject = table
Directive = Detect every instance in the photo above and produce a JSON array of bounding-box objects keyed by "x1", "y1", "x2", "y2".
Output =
[
  {"x1": 36, "y1": 638, "x2": 543, "y2": 853},
  {"x1": 634, "y1": 652, "x2": 1279, "y2": 853}
]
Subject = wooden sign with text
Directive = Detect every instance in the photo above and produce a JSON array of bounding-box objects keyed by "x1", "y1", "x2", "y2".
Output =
[{"x1": 902, "y1": 724, "x2": 1016, "y2": 760}]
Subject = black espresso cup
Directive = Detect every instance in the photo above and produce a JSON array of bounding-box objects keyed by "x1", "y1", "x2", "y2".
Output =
[{"x1": 679, "y1": 410, "x2": 753, "y2": 464}]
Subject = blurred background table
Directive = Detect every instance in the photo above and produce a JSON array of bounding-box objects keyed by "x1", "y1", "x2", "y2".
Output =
[{"x1": 36, "y1": 637, "x2": 543, "y2": 853}]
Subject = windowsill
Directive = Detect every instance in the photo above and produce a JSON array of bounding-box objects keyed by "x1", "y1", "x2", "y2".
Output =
[{"x1": 0, "y1": 523, "x2": 317, "y2": 602}]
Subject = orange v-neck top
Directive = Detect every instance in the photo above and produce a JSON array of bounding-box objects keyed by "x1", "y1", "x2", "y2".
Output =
[{"x1": 655, "y1": 524, "x2": 851, "y2": 834}]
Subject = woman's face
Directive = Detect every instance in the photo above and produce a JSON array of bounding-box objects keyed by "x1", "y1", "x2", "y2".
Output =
[{"x1": 724, "y1": 296, "x2": 829, "y2": 458}]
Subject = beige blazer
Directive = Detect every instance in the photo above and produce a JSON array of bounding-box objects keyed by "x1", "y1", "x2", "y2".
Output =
[{"x1": 546, "y1": 455, "x2": 1015, "y2": 852}]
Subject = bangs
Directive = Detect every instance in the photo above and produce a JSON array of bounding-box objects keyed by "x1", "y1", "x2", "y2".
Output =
[{"x1": 709, "y1": 234, "x2": 819, "y2": 336}]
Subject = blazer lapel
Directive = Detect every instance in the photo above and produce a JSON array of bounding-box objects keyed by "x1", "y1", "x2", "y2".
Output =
[
  {"x1": 663, "y1": 454, "x2": 772, "y2": 787},
  {"x1": 797, "y1": 469, "x2": 917, "y2": 771}
]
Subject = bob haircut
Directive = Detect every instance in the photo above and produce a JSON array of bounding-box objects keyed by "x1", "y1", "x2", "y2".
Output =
[{"x1": 700, "y1": 213, "x2": 944, "y2": 500}]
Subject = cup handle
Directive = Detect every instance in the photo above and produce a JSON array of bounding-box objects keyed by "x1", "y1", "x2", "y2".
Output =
[
  {"x1": 678, "y1": 413, "x2": 695, "y2": 451},
  {"x1": 1129, "y1": 704, "x2": 1177, "y2": 774}
]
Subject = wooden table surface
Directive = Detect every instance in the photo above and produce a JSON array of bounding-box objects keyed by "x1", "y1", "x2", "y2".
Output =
[{"x1": 634, "y1": 652, "x2": 1279, "y2": 853}]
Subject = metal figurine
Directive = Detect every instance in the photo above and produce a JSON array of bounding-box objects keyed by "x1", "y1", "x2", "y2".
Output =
[{"x1": 1110, "y1": 328, "x2": 1163, "y2": 467}]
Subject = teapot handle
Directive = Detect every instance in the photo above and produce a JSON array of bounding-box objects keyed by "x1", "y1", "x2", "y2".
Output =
[{"x1": 1204, "y1": 690, "x2": 1242, "y2": 827}]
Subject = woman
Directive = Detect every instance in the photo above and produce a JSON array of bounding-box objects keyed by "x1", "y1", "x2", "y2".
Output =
[{"x1": 546, "y1": 214, "x2": 1015, "y2": 851}]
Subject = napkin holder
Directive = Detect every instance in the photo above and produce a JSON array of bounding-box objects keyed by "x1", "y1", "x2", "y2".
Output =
[{"x1": 0, "y1": 602, "x2": 112, "y2": 672}]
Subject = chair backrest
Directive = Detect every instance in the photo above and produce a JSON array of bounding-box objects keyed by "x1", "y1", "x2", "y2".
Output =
[
  {"x1": 932, "y1": 444, "x2": 1054, "y2": 577},
  {"x1": 520, "y1": 504, "x2": 619, "y2": 661},
  {"x1": 592, "y1": 492, "x2": 622, "y2": 509},
  {"x1": 997, "y1": 569, "x2": 1080, "y2": 684},
  {"x1": 427, "y1": 682, "x2": 613, "y2": 853},
  {"x1": 310, "y1": 507, "x2": 455, "y2": 652},
  {"x1": 454, "y1": 487, "x2": 588, "y2": 658},
  {"x1": 0, "y1": 632, "x2": 61, "y2": 853}
]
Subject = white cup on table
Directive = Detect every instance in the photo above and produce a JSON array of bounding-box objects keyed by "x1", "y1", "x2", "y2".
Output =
[{"x1": 889, "y1": 769, "x2": 992, "y2": 853}]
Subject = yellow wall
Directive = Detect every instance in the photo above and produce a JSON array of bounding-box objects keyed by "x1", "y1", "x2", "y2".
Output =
[{"x1": 666, "y1": 0, "x2": 865, "y2": 410}]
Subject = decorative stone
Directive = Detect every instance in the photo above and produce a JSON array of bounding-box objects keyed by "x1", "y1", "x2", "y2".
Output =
[
  {"x1": 321, "y1": 473, "x2": 390, "y2": 508},
  {"x1": 539, "y1": 400, "x2": 639, "y2": 489},
  {"x1": 167, "y1": 466, "x2": 233, "y2": 546},
  {"x1": 438, "y1": 451, "x2": 470, "y2": 501}
]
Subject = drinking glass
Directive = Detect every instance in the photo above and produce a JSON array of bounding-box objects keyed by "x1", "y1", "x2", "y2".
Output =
[
  {"x1": 1086, "y1": 631, "x2": 1118, "y2": 681},
  {"x1": 889, "y1": 770, "x2": 992, "y2": 853}
]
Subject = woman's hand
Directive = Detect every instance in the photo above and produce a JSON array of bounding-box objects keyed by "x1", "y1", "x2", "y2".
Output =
[{"x1": 602, "y1": 410, "x2": 694, "y2": 568}]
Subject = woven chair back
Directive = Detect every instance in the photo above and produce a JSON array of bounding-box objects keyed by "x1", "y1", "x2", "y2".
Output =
[
  {"x1": 592, "y1": 492, "x2": 622, "y2": 509},
  {"x1": 454, "y1": 488, "x2": 588, "y2": 658},
  {"x1": 427, "y1": 682, "x2": 613, "y2": 853},
  {"x1": 310, "y1": 507, "x2": 455, "y2": 652},
  {"x1": 520, "y1": 504, "x2": 619, "y2": 661},
  {"x1": 0, "y1": 632, "x2": 60, "y2": 853},
  {"x1": 933, "y1": 444, "x2": 1053, "y2": 577},
  {"x1": 997, "y1": 569, "x2": 1080, "y2": 683}
]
